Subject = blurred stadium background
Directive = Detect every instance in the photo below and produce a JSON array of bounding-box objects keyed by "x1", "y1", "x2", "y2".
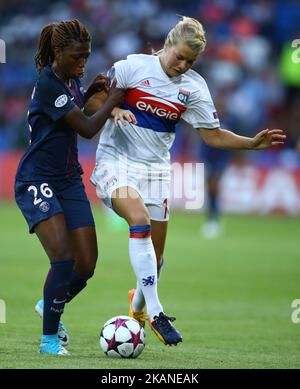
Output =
[
  {"x1": 0, "y1": 0, "x2": 300, "y2": 369},
  {"x1": 1, "y1": 0, "x2": 300, "y2": 212}
]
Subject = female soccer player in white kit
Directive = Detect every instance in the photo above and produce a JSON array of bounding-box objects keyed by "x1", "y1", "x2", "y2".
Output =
[{"x1": 91, "y1": 17, "x2": 285, "y2": 346}]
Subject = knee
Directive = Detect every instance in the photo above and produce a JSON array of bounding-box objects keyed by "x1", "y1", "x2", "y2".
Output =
[
  {"x1": 74, "y1": 251, "x2": 98, "y2": 279},
  {"x1": 75, "y1": 263, "x2": 96, "y2": 279},
  {"x1": 82, "y1": 257, "x2": 98, "y2": 279},
  {"x1": 128, "y1": 211, "x2": 150, "y2": 226},
  {"x1": 50, "y1": 244, "x2": 73, "y2": 261},
  {"x1": 85, "y1": 259, "x2": 97, "y2": 278},
  {"x1": 86, "y1": 267, "x2": 95, "y2": 279}
]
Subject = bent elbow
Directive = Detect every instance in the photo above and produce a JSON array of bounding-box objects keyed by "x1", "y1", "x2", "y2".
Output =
[
  {"x1": 199, "y1": 128, "x2": 222, "y2": 148},
  {"x1": 76, "y1": 125, "x2": 94, "y2": 139}
]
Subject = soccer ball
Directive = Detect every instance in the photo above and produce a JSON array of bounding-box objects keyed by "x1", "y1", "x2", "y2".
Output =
[{"x1": 99, "y1": 315, "x2": 146, "y2": 358}]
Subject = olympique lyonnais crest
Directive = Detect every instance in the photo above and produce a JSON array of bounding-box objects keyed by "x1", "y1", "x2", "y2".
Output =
[{"x1": 177, "y1": 88, "x2": 191, "y2": 105}]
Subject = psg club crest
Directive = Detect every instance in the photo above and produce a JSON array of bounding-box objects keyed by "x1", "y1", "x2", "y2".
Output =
[
  {"x1": 39, "y1": 201, "x2": 50, "y2": 213},
  {"x1": 177, "y1": 88, "x2": 190, "y2": 105}
]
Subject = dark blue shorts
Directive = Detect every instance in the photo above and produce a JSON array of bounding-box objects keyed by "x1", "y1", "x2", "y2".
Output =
[{"x1": 15, "y1": 177, "x2": 95, "y2": 233}]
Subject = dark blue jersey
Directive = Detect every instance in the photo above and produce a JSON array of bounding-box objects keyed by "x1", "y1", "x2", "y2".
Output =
[{"x1": 16, "y1": 66, "x2": 84, "y2": 181}]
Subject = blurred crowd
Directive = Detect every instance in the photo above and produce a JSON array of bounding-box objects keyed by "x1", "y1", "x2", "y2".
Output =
[{"x1": 0, "y1": 0, "x2": 300, "y2": 167}]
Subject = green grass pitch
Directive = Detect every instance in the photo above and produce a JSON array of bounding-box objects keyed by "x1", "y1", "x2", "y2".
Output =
[{"x1": 0, "y1": 201, "x2": 299, "y2": 369}]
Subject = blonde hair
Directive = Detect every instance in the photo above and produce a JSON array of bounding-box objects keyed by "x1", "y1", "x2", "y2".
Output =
[{"x1": 164, "y1": 16, "x2": 206, "y2": 54}]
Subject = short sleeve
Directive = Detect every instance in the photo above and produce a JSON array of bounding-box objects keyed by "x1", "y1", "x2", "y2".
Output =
[
  {"x1": 113, "y1": 57, "x2": 136, "y2": 89},
  {"x1": 38, "y1": 76, "x2": 76, "y2": 122},
  {"x1": 181, "y1": 79, "x2": 220, "y2": 129}
]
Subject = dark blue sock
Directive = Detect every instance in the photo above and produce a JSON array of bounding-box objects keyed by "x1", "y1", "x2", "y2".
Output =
[
  {"x1": 66, "y1": 270, "x2": 91, "y2": 303},
  {"x1": 208, "y1": 192, "x2": 219, "y2": 221},
  {"x1": 43, "y1": 258, "x2": 74, "y2": 335}
]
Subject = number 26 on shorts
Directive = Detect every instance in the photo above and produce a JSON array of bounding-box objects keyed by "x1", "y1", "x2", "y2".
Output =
[{"x1": 27, "y1": 183, "x2": 53, "y2": 205}]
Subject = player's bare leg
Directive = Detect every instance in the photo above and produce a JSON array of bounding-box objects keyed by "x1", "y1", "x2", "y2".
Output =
[
  {"x1": 113, "y1": 187, "x2": 182, "y2": 345},
  {"x1": 66, "y1": 226, "x2": 98, "y2": 302},
  {"x1": 151, "y1": 220, "x2": 168, "y2": 276}
]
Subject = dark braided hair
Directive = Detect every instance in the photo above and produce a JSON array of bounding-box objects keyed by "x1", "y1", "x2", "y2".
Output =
[{"x1": 35, "y1": 19, "x2": 91, "y2": 72}]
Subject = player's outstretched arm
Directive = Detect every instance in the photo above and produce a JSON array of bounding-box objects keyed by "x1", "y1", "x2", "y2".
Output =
[
  {"x1": 64, "y1": 80, "x2": 124, "y2": 139},
  {"x1": 199, "y1": 127, "x2": 286, "y2": 150}
]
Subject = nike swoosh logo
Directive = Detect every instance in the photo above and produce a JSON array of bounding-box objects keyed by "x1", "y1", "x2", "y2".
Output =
[
  {"x1": 53, "y1": 298, "x2": 67, "y2": 304},
  {"x1": 70, "y1": 97, "x2": 74, "y2": 101}
]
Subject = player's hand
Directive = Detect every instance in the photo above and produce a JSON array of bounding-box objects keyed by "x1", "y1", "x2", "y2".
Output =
[
  {"x1": 112, "y1": 107, "x2": 137, "y2": 127},
  {"x1": 84, "y1": 74, "x2": 109, "y2": 102},
  {"x1": 92, "y1": 74, "x2": 110, "y2": 89},
  {"x1": 252, "y1": 128, "x2": 286, "y2": 150}
]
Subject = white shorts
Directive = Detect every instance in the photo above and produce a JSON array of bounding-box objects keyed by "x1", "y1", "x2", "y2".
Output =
[{"x1": 90, "y1": 157, "x2": 170, "y2": 221}]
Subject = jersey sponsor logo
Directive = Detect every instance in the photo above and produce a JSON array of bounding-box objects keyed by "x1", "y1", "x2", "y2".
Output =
[
  {"x1": 54, "y1": 94, "x2": 68, "y2": 108},
  {"x1": 177, "y1": 88, "x2": 190, "y2": 105},
  {"x1": 136, "y1": 96, "x2": 180, "y2": 120},
  {"x1": 213, "y1": 111, "x2": 219, "y2": 119},
  {"x1": 125, "y1": 88, "x2": 186, "y2": 122}
]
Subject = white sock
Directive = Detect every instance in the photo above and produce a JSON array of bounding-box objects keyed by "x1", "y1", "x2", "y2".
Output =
[
  {"x1": 132, "y1": 281, "x2": 145, "y2": 312},
  {"x1": 132, "y1": 258, "x2": 164, "y2": 313},
  {"x1": 129, "y1": 236, "x2": 163, "y2": 320}
]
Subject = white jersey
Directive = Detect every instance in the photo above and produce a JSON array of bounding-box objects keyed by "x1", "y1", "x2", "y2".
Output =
[{"x1": 96, "y1": 54, "x2": 220, "y2": 170}]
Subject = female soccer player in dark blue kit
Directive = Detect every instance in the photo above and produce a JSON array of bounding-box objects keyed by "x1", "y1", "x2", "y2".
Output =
[{"x1": 14, "y1": 19, "x2": 125, "y2": 355}]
